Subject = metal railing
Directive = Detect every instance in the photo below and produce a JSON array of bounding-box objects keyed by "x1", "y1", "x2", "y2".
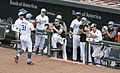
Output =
[{"x1": 85, "y1": 39, "x2": 120, "y2": 68}]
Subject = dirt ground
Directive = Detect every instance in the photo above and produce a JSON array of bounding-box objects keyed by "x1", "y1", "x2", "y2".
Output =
[{"x1": 0, "y1": 47, "x2": 120, "y2": 73}]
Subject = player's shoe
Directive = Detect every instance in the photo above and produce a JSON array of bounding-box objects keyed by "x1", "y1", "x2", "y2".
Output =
[
  {"x1": 14, "y1": 56, "x2": 18, "y2": 64},
  {"x1": 27, "y1": 61, "x2": 34, "y2": 65}
]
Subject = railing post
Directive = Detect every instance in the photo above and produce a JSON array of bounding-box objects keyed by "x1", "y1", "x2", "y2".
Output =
[
  {"x1": 85, "y1": 41, "x2": 89, "y2": 65},
  {"x1": 47, "y1": 32, "x2": 53, "y2": 57}
]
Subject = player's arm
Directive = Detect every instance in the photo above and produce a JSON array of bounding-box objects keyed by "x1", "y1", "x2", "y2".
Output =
[
  {"x1": 82, "y1": 25, "x2": 90, "y2": 34},
  {"x1": 63, "y1": 22, "x2": 67, "y2": 33},
  {"x1": 44, "y1": 24, "x2": 49, "y2": 30},
  {"x1": 90, "y1": 34, "x2": 97, "y2": 38},
  {"x1": 79, "y1": 25, "x2": 83, "y2": 34},
  {"x1": 29, "y1": 21, "x2": 36, "y2": 33},
  {"x1": 44, "y1": 16, "x2": 49, "y2": 30},
  {"x1": 13, "y1": 20, "x2": 20, "y2": 40},
  {"x1": 35, "y1": 16, "x2": 44, "y2": 23},
  {"x1": 90, "y1": 31, "x2": 101, "y2": 38},
  {"x1": 53, "y1": 26, "x2": 63, "y2": 34},
  {"x1": 69, "y1": 20, "x2": 74, "y2": 33},
  {"x1": 106, "y1": 29, "x2": 116, "y2": 38},
  {"x1": 36, "y1": 19, "x2": 44, "y2": 23}
]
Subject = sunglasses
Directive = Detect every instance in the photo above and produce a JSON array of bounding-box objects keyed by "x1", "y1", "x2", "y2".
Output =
[
  {"x1": 55, "y1": 21, "x2": 59, "y2": 22},
  {"x1": 19, "y1": 14, "x2": 24, "y2": 16},
  {"x1": 91, "y1": 27, "x2": 94, "y2": 28}
]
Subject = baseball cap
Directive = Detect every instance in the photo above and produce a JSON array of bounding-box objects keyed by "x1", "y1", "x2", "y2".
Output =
[
  {"x1": 91, "y1": 23, "x2": 97, "y2": 28},
  {"x1": 18, "y1": 12, "x2": 24, "y2": 16},
  {"x1": 76, "y1": 12, "x2": 80, "y2": 16},
  {"x1": 26, "y1": 13, "x2": 33, "y2": 19},
  {"x1": 81, "y1": 17, "x2": 87, "y2": 21},
  {"x1": 102, "y1": 26, "x2": 108, "y2": 30},
  {"x1": 108, "y1": 21, "x2": 114, "y2": 25},
  {"x1": 41, "y1": 8, "x2": 46, "y2": 12},
  {"x1": 56, "y1": 15, "x2": 62, "y2": 19}
]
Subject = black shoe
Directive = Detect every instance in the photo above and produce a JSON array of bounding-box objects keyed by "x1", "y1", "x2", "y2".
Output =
[
  {"x1": 27, "y1": 62, "x2": 34, "y2": 65},
  {"x1": 72, "y1": 59, "x2": 77, "y2": 62},
  {"x1": 14, "y1": 56, "x2": 18, "y2": 64},
  {"x1": 38, "y1": 50, "x2": 43, "y2": 55},
  {"x1": 33, "y1": 51, "x2": 36, "y2": 53}
]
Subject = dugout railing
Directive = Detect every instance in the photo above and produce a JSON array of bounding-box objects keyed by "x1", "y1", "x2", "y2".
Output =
[
  {"x1": 85, "y1": 39, "x2": 120, "y2": 68},
  {"x1": 10, "y1": 29, "x2": 120, "y2": 68}
]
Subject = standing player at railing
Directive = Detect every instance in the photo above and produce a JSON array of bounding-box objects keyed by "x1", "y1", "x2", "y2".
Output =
[
  {"x1": 56, "y1": 15, "x2": 68, "y2": 60},
  {"x1": 79, "y1": 17, "x2": 89, "y2": 64},
  {"x1": 70, "y1": 12, "x2": 82, "y2": 61},
  {"x1": 33, "y1": 8, "x2": 49, "y2": 55},
  {"x1": 89, "y1": 23, "x2": 102, "y2": 65}
]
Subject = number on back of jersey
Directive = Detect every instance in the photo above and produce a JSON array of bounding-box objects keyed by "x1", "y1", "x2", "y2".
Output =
[{"x1": 21, "y1": 25, "x2": 26, "y2": 31}]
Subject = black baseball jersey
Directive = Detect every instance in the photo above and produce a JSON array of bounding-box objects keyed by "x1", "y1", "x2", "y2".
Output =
[{"x1": 79, "y1": 25, "x2": 87, "y2": 42}]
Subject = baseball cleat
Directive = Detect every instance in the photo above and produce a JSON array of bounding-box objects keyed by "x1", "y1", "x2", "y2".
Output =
[
  {"x1": 14, "y1": 56, "x2": 18, "y2": 64},
  {"x1": 27, "y1": 62, "x2": 34, "y2": 65}
]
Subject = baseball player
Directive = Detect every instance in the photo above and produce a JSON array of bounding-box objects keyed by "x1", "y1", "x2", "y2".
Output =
[
  {"x1": 56, "y1": 15, "x2": 67, "y2": 60},
  {"x1": 12, "y1": 12, "x2": 24, "y2": 52},
  {"x1": 102, "y1": 21, "x2": 117, "y2": 66},
  {"x1": 79, "y1": 17, "x2": 89, "y2": 64},
  {"x1": 14, "y1": 13, "x2": 35, "y2": 65},
  {"x1": 52, "y1": 18, "x2": 63, "y2": 58},
  {"x1": 70, "y1": 12, "x2": 82, "y2": 61},
  {"x1": 33, "y1": 8, "x2": 49, "y2": 54},
  {"x1": 89, "y1": 23, "x2": 102, "y2": 65},
  {"x1": 26, "y1": 13, "x2": 36, "y2": 27}
]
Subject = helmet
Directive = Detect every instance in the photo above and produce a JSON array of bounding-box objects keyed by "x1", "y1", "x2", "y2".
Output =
[
  {"x1": 108, "y1": 21, "x2": 114, "y2": 25},
  {"x1": 41, "y1": 8, "x2": 46, "y2": 12},
  {"x1": 56, "y1": 15, "x2": 62, "y2": 19},
  {"x1": 26, "y1": 13, "x2": 33, "y2": 19},
  {"x1": 18, "y1": 12, "x2": 24, "y2": 16}
]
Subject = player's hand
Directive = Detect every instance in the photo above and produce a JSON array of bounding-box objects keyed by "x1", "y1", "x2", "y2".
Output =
[
  {"x1": 36, "y1": 20, "x2": 45, "y2": 23},
  {"x1": 69, "y1": 31, "x2": 73, "y2": 38},
  {"x1": 80, "y1": 29, "x2": 83, "y2": 33},
  {"x1": 52, "y1": 26, "x2": 56, "y2": 30}
]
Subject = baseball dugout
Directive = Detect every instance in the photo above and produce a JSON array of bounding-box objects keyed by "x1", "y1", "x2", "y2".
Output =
[
  {"x1": 86, "y1": 40, "x2": 120, "y2": 69},
  {"x1": 0, "y1": 20, "x2": 7, "y2": 41}
]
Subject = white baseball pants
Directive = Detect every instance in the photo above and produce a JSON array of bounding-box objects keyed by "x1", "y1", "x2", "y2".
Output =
[
  {"x1": 20, "y1": 35, "x2": 32, "y2": 52},
  {"x1": 52, "y1": 33, "x2": 63, "y2": 48},
  {"x1": 33, "y1": 34, "x2": 45, "y2": 52},
  {"x1": 92, "y1": 45, "x2": 102, "y2": 64},
  {"x1": 80, "y1": 42, "x2": 86, "y2": 64},
  {"x1": 62, "y1": 38, "x2": 67, "y2": 60},
  {"x1": 72, "y1": 35, "x2": 80, "y2": 60}
]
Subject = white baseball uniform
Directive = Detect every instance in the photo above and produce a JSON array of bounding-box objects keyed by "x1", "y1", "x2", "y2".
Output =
[
  {"x1": 33, "y1": 14, "x2": 49, "y2": 53},
  {"x1": 13, "y1": 18, "x2": 27, "y2": 49},
  {"x1": 90, "y1": 29, "x2": 102, "y2": 64},
  {"x1": 61, "y1": 22, "x2": 67, "y2": 60},
  {"x1": 70, "y1": 19, "x2": 81, "y2": 60},
  {"x1": 19, "y1": 19, "x2": 35, "y2": 52}
]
